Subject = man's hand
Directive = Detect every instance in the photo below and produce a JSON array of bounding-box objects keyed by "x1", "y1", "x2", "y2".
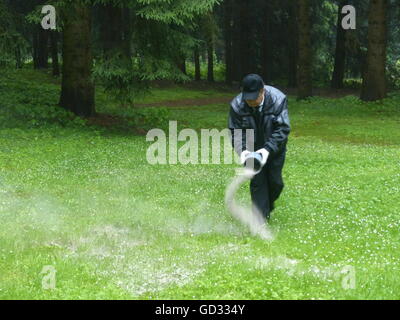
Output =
[
  {"x1": 256, "y1": 148, "x2": 269, "y2": 166},
  {"x1": 240, "y1": 150, "x2": 251, "y2": 165}
]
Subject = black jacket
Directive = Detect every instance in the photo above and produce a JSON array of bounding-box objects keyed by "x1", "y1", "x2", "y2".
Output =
[{"x1": 228, "y1": 85, "x2": 291, "y2": 157}]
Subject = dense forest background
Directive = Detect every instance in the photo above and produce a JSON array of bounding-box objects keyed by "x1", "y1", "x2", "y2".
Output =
[
  {"x1": 1, "y1": 0, "x2": 400, "y2": 300},
  {"x1": 0, "y1": 0, "x2": 399, "y2": 116}
]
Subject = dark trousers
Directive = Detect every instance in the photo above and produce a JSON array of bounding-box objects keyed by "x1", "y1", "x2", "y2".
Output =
[{"x1": 250, "y1": 150, "x2": 286, "y2": 221}]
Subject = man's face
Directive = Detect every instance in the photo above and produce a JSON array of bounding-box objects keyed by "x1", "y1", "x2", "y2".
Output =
[{"x1": 245, "y1": 88, "x2": 265, "y2": 107}]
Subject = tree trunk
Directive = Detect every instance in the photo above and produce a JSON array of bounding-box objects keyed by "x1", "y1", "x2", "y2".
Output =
[
  {"x1": 50, "y1": 31, "x2": 60, "y2": 76},
  {"x1": 34, "y1": 27, "x2": 49, "y2": 69},
  {"x1": 260, "y1": 0, "x2": 271, "y2": 83},
  {"x1": 239, "y1": 0, "x2": 251, "y2": 78},
  {"x1": 98, "y1": 4, "x2": 132, "y2": 74},
  {"x1": 99, "y1": 4, "x2": 123, "y2": 56},
  {"x1": 33, "y1": 29, "x2": 39, "y2": 69},
  {"x1": 179, "y1": 57, "x2": 187, "y2": 75},
  {"x1": 122, "y1": 7, "x2": 132, "y2": 58},
  {"x1": 15, "y1": 46, "x2": 22, "y2": 69},
  {"x1": 358, "y1": 47, "x2": 368, "y2": 80},
  {"x1": 59, "y1": 5, "x2": 95, "y2": 117},
  {"x1": 360, "y1": 0, "x2": 388, "y2": 101},
  {"x1": 247, "y1": 5, "x2": 257, "y2": 76},
  {"x1": 37, "y1": 27, "x2": 50, "y2": 69},
  {"x1": 231, "y1": 0, "x2": 242, "y2": 81},
  {"x1": 331, "y1": 0, "x2": 347, "y2": 89},
  {"x1": 194, "y1": 47, "x2": 201, "y2": 81},
  {"x1": 297, "y1": 0, "x2": 313, "y2": 99},
  {"x1": 223, "y1": 0, "x2": 233, "y2": 84},
  {"x1": 287, "y1": 0, "x2": 298, "y2": 87},
  {"x1": 207, "y1": 41, "x2": 214, "y2": 82}
]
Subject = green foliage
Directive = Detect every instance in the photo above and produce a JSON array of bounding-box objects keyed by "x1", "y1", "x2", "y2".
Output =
[
  {"x1": 25, "y1": 5, "x2": 44, "y2": 25},
  {"x1": 134, "y1": 0, "x2": 221, "y2": 26},
  {"x1": 310, "y1": 0, "x2": 338, "y2": 86},
  {"x1": 25, "y1": 2, "x2": 63, "y2": 31},
  {"x1": 131, "y1": 19, "x2": 196, "y2": 82},
  {"x1": 0, "y1": 31, "x2": 29, "y2": 67},
  {"x1": 90, "y1": 0, "x2": 219, "y2": 102},
  {"x1": 0, "y1": 0, "x2": 29, "y2": 67},
  {"x1": 92, "y1": 54, "x2": 151, "y2": 105},
  {"x1": 134, "y1": 55, "x2": 191, "y2": 83},
  {"x1": 0, "y1": 0, "x2": 11, "y2": 33},
  {"x1": 0, "y1": 69, "x2": 86, "y2": 129},
  {"x1": 6, "y1": 103, "x2": 85, "y2": 128},
  {"x1": 186, "y1": 56, "x2": 226, "y2": 82},
  {"x1": 0, "y1": 68, "x2": 174, "y2": 132}
]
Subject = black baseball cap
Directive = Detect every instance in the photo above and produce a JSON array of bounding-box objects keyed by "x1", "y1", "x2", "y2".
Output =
[{"x1": 241, "y1": 74, "x2": 265, "y2": 100}]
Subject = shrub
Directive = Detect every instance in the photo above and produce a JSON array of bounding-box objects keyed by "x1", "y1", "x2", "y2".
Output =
[{"x1": 2, "y1": 103, "x2": 87, "y2": 128}]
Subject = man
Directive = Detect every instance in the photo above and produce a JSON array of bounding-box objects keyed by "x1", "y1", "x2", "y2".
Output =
[{"x1": 228, "y1": 74, "x2": 291, "y2": 221}]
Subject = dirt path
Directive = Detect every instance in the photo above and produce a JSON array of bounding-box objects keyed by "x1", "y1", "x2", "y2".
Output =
[
  {"x1": 136, "y1": 88, "x2": 360, "y2": 108},
  {"x1": 87, "y1": 87, "x2": 360, "y2": 133},
  {"x1": 136, "y1": 96, "x2": 233, "y2": 108},
  {"x1": 284, "y1": 87, "x2": 360, "y2": 99}
]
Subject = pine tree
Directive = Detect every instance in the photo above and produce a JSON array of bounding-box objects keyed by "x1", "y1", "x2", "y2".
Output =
[
  {"x1": 361, "y1": 0, "x2": 388, "y2": 101},
  {"x1": 58, "y1": 0, "x2": 220, "y2": 115},
  {"x1": 331, "y1": 0, "x2": 348, "y2": 89},
  {"x1": 297, "y1": 0, "x2": 313, "y2": 99},
  {"x1": 59, "y1": 3, "x2": 95, "y2": 117}
]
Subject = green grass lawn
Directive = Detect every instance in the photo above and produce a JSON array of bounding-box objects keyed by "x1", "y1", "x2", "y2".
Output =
[{"x1": 0, "y1": 69, "x2": 399, "y2": 299}]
